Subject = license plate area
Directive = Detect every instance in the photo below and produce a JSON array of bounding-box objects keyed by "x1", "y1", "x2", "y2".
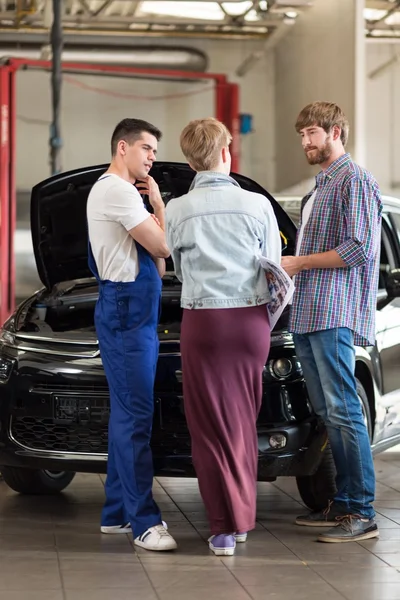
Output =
[{"x1": 53, "y1": 394, "x2": 109, "y2": 425}]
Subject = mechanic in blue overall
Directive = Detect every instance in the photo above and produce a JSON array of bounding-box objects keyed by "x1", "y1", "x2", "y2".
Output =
[{"x1": 86, "y1": 118, "x2": 177, "y2": 552}]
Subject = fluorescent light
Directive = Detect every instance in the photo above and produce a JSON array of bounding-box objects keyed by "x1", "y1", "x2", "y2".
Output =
[
  {"x1": 138, "y1": 1, "x2": 224, "y2": 21},
  {"x1": 245, "y1": 9, "x2": 261, "y2": 21},
  {"x1": 222, "y1": 1, "x2": 253, "y2": 15},
  {"x1": 385, "y1": 12, "x2": 400, "y2": 26},
  {"x1": 364, "y1": 8, "x2": 388, "y2": 21},
  {"x1": 370, "y1": 29, "x2": 400, "y2": 37},
  {"x1": 275, "y1": 0, "x2": 311, "y2": 4},
  {"x1": 242, "y1": 25, "x2": 268, "y2": 32}
]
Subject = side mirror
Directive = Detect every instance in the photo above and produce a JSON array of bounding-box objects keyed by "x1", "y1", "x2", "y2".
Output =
[{"x1": 386, "y1": 269, "x2": 400, "y2": 299}]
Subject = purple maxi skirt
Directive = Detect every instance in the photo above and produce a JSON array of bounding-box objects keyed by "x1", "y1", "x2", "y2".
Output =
[{"x1": 180, "y1": 305, "x2": 271, "y2": 535}]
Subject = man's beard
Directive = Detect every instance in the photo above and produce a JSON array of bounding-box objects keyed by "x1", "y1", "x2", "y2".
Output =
[{"x1": 305, "y1": 140, "x2": 333, "y2": 165}]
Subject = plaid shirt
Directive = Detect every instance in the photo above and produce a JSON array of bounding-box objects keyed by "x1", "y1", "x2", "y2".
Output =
[{"x1": 289, "y1": 153, "x2": 382, "y2": 346}]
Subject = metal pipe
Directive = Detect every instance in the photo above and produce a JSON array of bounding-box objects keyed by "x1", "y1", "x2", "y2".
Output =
[
  {"x1": 0, "y1": 45, "x2": 208, "y2": 71},
  {"x1": 368, "y1": 53, "x2": 400, "y2": 79},
  {"x1": 50, "y1": 0, "x2": 63, "y2": 175}
]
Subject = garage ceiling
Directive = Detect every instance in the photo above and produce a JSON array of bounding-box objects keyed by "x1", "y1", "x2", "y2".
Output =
[
  {"x1": 1, "y1": 1, "x2": 398, "y2": 42},
  {"x1": 0, "y1": 0, "x2": 313, "y2": 39},
  {"x1": 365, "y1": 0, "x2": 400, "y2": 38}
]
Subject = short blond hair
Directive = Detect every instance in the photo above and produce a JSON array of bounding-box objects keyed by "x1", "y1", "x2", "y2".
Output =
[
  {"x1": 295, "y1": 101, "x2": 349, "y2": 147},
  {"x1": 180, "y1": 118, "x2": 232, "y2": 171}
]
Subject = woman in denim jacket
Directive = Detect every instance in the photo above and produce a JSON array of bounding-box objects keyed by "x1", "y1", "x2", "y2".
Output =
[{"x1": 165, "y1": 118, "x2": 281, "y2": 556}]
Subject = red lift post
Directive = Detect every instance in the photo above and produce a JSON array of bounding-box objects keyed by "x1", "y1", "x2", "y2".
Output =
[{"x1": 0, "y1": 58, "x2": 240, "y2": 326}]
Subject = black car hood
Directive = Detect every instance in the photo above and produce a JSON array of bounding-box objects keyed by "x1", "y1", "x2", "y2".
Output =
[{"x1": 31, "y1": 161, "x2": 294, "y2": 290}]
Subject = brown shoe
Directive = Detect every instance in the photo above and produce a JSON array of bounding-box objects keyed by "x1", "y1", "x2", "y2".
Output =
[{"x1": 295, "y1": 500, "x2": 348, "y2": 527}]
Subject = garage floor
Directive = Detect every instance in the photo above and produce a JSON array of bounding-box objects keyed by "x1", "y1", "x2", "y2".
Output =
[{"x1": 1, "y1": 452, "x2": 400, "y2": 600}]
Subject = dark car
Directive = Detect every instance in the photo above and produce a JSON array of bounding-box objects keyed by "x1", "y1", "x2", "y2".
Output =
[{"x1": 0, "y1": 163, "x2": 400, "y2": 512}]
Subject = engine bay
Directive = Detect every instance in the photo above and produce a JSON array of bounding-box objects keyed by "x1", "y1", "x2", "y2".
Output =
[{"x1": 18, "y1": 274, "x2": 183, "y2": 340}]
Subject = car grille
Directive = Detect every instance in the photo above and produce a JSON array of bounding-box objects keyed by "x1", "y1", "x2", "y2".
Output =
[{"x1": 10, "y1": 416, "x2": 108, "y2": 454}]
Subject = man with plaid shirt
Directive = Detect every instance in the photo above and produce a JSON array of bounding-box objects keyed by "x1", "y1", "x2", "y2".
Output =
[{"x1": 282, "y1": 102, "x2": 382, "y2": 543}]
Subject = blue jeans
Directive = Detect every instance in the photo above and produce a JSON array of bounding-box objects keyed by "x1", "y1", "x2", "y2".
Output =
[{"x1": 293, "y1": 328, "x2": 375, "y2": 519}]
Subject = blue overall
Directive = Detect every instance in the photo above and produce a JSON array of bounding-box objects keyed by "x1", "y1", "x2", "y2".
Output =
[{"x1": 88, "y1": 233, "x2": 162, "y2": 538}]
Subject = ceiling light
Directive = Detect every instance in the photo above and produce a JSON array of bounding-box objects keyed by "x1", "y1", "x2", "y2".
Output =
[
  {"x1": 151, "y1": 24, "x2": 177, "y2": 30},
  {"x1": 138, "y1": 1, "x2": 224, "y2": 21},
  {"x1": 285, "y1": 10, "x2": 298, "y2": 18},
  {"x1": 364, "y1": 8, "x2": 389, "y2": 21},
  {"x1": 245, "y1": 9, "x2": 261, "y2": 21},
  {"x1": 369, "y1": 29, "x2": 400, "y2": 37},
  {"x1": 259, "y1": 0, "x2": 268, "y2": 9},
  {"x1": 222, "y1": 1, "x2": 253, "y2": 15},
  {"x1": 242, "y1": 25, "x2": 268, "y2": 32},
  {"x1": 385, "y1": 12, "x2": 400, "y2": 26},
  {"x1": 275, "y1": 0, "x2": 311, "y2": 4},
  {"x1": 129, "y1": 23, "x2": 150, "y2": 29}
]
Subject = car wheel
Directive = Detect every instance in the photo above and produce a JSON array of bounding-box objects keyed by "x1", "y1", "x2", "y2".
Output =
[
  {"x1": 0, "y1": 467, "x2": 76, "y2": 495},
  {"x1": 357, "y1": 377, "x2": 373, "y2": 441},
  {"x1": 296, "y1": 445, "x2": 337, "y2": 511},
  {"x1": 295, "y1": 377, "x2": 372, "y2": 511}
]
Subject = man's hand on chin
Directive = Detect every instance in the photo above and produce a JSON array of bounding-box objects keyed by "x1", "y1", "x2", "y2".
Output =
[{"x1": 281, "y1": 256, "x2": 307, "y2": 278}]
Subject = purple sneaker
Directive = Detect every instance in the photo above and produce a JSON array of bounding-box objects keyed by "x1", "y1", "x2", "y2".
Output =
[{"x1": 208, "y1": 534, "x2": 236, "y2": 556}]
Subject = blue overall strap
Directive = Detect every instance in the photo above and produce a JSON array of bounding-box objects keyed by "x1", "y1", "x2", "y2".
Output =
[{"x1": 87, "y1": 239, "x2": 100, "y2": 282}]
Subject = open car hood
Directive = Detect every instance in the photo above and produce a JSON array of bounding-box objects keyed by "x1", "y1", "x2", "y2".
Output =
[{"x1": 31, "y1": 162, "x2": 295, "y2": 290}]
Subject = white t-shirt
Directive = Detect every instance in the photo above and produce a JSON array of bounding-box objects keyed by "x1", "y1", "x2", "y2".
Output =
[
  {"x1": 295, "y1": 189, "x2": 317, "y2": 256},
  {"x1": 86, "y1": 173, "x2": 150, "y2": 282},
  {"x1": 290, "y1": 189, "x2": 317, "y2": 297}
]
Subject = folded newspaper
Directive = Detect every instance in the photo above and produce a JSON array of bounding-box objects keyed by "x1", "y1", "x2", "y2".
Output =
[{"x1": 260, "y1": 256, "x2": 295, "y2": 330}]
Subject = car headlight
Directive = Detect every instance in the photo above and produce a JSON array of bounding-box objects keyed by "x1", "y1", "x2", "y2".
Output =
[
  {"x1": 269, "y1": 358, "x2": 292, "y2": 379},
  {"x1": 0, "y1": 356, "x2": 14, "y2": 382},
  {"x1": 0, "y1": 328, "x2": 15, "y2": 346},
  {"x1": 264, "y1": 357, "x2": 303, "y2": 381},
  {"x1": 0, "y1": 326, "x2": 16, "y2": 383}
]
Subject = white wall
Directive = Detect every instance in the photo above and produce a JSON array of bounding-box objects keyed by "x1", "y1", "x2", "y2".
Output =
[
  {"x1": 366, "y1": 42, "x2": 400, "y2": 196},
  {"x1": 15, "y1": 37, "x2": 275, "y2": 192},
  {"x1": 274, "y1": 0, "x2": 363, "y2": 192}
]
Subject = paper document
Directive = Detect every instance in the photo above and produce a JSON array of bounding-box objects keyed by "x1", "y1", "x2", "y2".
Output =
[{"x1": 260, "y1": 256, "x2": 295, "y2": 330}]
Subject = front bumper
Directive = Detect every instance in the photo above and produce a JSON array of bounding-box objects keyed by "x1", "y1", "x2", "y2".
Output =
[{"x1": 0, "y1": 414, "x2": 325, "y2": 480}]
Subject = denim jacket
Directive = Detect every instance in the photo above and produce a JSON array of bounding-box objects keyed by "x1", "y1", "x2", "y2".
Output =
[{"x1": 165, "y1": 171, "x2": 281, "y2": 309}]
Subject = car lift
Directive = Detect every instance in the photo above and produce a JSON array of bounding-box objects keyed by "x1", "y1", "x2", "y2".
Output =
[{"x1": 0, "y1": 58, "x2": 240, "y2": 325}]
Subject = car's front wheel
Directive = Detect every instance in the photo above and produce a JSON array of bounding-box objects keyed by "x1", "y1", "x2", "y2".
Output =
[
  {"x1": 0, "y1": 467, "x2": 76, "y2": 495},
  {"x1": 296, "y1": 444, "x2": 337, "y2": 511},
  {"x1": 295, "y1": 377, "x2": 373, "y2": 511}
]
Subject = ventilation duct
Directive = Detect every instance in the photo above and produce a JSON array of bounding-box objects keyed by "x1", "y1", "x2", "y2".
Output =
[{"x1": 0, "y1": 45, "x2": 208, "y2": 72}]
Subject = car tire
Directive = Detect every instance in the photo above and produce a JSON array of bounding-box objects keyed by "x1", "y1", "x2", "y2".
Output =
[
  {"x1": 296, "y1": 445, "x2": 337, "y2": 511},
  {"x1": 357, "y1": 377, "x2": 373, "y2": 441},
  {"x1": 295, "y1": 378, "x2": 373, "y2": 511},
  {"x1": 0, "y1": 467, "x2": 76, "y2": 495}
]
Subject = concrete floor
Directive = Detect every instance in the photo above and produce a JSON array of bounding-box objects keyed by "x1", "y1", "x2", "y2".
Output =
[{"x1": 1, "y1": 452, "x2": 400, "y2": 599}]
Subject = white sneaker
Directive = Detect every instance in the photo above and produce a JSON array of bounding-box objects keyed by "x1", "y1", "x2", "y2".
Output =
[
  {"x1": 101, "y1": 523, "x2": 131, "y2": 534},
  {"x1": 234, "y1": 532, "x2": 248, "y2": 543},
  {"x1": 134, "y1": 524, "x2": 177, "y2": 552},
  {"x1": 101, "y1": 520, "x2": 168, "y2": 535}
]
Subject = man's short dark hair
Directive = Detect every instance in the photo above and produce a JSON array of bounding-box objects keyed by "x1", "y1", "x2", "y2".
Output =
[{"x1": 111, "y1": 118, "x2": 162, "y2": 156}]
